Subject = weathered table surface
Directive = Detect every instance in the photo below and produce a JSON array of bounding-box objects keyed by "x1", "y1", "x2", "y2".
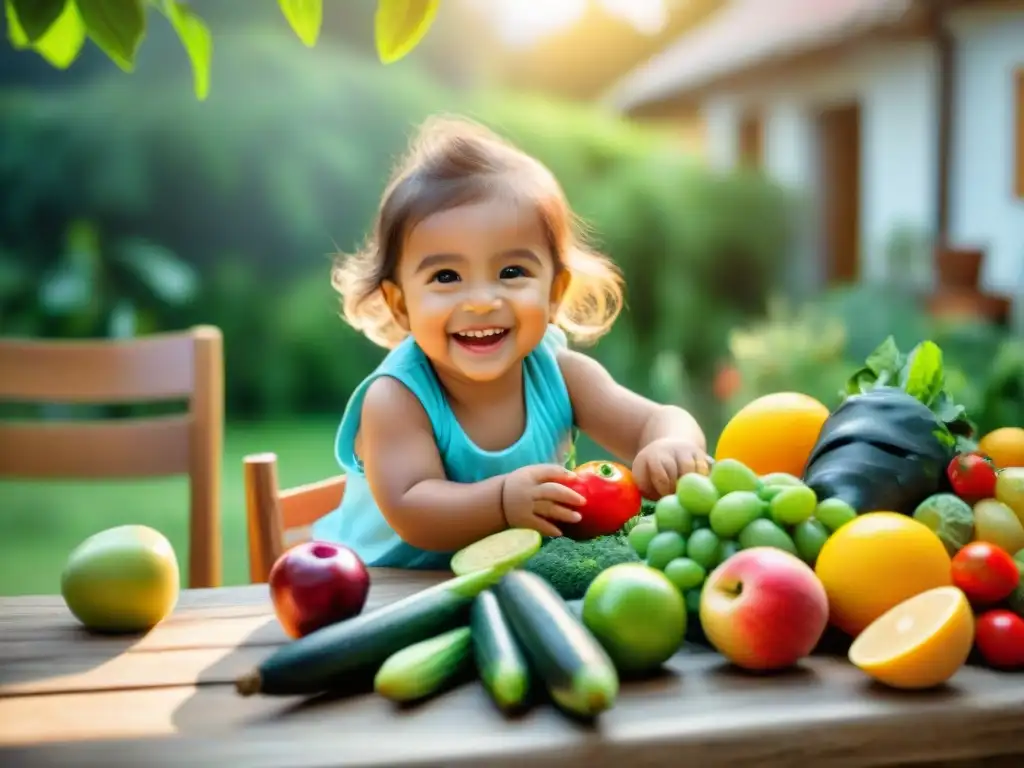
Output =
[{"x1": 1, "y1": 569, "x2": 1022, "y2": 768}]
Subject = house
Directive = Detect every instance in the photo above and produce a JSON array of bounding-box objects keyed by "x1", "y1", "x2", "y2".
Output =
[{"x1": 606, "y1": 0, "x2": 1024, "y2": 329}]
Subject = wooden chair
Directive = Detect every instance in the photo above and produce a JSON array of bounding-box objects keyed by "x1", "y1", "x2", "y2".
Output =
[
  {"x1": 0, "y1": 326, "x2": 224, "y2": 588},
  {"x1": 243, "y1": 453, "x2": 347, "y2": 583}
]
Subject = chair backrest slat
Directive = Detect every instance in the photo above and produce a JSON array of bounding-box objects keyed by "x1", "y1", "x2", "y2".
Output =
[
  {"x1": 280, "y1": 476, "x2": 347, "y2": 530},
  {"x1": 0, "y1": 333, "x2": 197, "y2": 403},
  {"x1": 0, "y1": 416, "x2": 191, "y2": 479},
  {"x1": 0, "y1": 327, "x2": 224, "y2": 589}
]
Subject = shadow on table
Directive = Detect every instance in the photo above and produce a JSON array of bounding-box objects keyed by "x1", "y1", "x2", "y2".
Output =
[{"x1": 0, "y1": 614, "x2": 156, "y2": 694}]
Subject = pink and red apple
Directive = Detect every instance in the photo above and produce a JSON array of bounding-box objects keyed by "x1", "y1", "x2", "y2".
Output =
[
  {"x1": 268, "y1": 541, "x2": 371, "y2": 638},
  {"x1": 700, "y1": 547, "x2": 829, "y2": 671}
]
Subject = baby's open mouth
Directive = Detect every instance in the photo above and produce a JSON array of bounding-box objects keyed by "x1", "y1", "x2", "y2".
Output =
[{"x1": 451, "y1": 327, "x2": 510, "y2": 353}]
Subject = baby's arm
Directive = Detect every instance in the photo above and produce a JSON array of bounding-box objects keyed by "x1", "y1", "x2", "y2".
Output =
[
  {"x1": 356, "y1": 376, "x2": 508, "y2": 552},
  {"x1": 559, "y1": 349, "x2": 706, "y2": 460},
  {"x1": 559, "y1": 348, "x2": 707, "y2": 496}
]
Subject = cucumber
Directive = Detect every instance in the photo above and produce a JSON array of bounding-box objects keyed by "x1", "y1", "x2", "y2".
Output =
[
  {"x1": 374, "y1": 626, "x2": 473, "y2": 702},
  {"x1": 471, "y1": 590, "x2": 532, "y2": 712},
  {"x1": 235, "y1": 566, "x2": 506, "y2": 697},
  {"x1": 451, "y1": 528, "x2": 542, "y2": 576},
  {"x1": 565, "y1": 598, "x2": 584, "y2": 620},
  {"x1": 493, "y1": 570, "x2": 618, "y2": 718}
]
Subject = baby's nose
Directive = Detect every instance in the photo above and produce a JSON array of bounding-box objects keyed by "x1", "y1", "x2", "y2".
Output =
[{"x1": 462, "y1": 293, "x2": 502, "y2": 314}]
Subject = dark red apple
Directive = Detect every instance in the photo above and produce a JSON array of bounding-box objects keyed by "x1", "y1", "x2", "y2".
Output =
[{"x1": 268, "y1": 541, "x2": 371, "y2": 638}]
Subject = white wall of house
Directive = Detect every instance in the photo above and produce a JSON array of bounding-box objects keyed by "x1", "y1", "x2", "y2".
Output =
[
  {"x1": 949, "y1": 6, "x2": 1024, "y2": 293},
  {"x1": 697, "y1": 5, "x2": 1023, "y2": 297}
]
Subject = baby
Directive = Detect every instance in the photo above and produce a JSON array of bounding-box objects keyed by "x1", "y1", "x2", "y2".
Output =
[{"x1": 312, "y1": 116, "x2": 709, "y2": 569}]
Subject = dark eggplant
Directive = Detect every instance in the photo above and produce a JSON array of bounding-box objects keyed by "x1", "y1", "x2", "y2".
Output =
[{"x1": 802, "y1": 386, "x2": 955, "y2": 515}]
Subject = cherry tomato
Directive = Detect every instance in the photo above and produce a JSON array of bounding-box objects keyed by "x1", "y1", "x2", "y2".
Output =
[
  {"x1": 946, "y1": 452, "x2": 998, "y2": 503},
  {"x1": 951, "y1": 542, "x2": 1020, "y2": 605},
  {"x1": 975, "y1": 609, "x2": 1024, "y2": 670},
  {"x1": 558, "y1": 461, "x2": 642, "y2": 540}
]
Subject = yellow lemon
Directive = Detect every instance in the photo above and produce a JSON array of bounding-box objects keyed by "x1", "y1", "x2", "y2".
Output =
[
  {"x1": 815, "y1": 512, "x2": 952, "y2": 637},
  {"x1": 715, "y1": 392, "x2": 830, "y2": 477},
  {"x1": 848, "y1": 586, "x2": 974, "y2": 689},
  {"x1": 978, "y1": 427, "x2": 1024, "y2": 469}
]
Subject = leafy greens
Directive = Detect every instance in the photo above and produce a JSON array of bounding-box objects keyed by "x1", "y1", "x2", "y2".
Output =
[{"x1": 843, "y1": 336, "x2": 976, "y2": 449}]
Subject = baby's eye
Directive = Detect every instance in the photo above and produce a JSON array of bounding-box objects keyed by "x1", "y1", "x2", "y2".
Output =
[
  {"x1": 430, "y1": 269, "x2": 460, "y2": 284},
  {"x1": 499, "y1": 265, "x2": 529, "y2": 279}
]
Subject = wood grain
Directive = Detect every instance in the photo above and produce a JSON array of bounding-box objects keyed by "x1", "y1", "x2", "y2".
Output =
[{"x1": 2, "y1": 569, "x2": 1022, "y2": 768}]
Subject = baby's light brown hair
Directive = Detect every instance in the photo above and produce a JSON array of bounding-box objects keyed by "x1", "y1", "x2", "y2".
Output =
[{"x1": 331, "y1": 115, "x2": 624, "y2": 349}]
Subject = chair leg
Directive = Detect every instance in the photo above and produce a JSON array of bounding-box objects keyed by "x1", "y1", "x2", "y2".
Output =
[{"x1": 244, "y1": 452, "x2": 285, "y2": 584}]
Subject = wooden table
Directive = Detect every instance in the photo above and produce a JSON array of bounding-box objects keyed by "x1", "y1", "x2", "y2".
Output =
[{"x1": 1, "y1": 569, "x2": 1022, "y2": 768}]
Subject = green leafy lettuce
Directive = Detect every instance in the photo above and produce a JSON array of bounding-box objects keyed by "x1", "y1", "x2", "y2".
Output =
[{"x1": 844, "y1": 336, "x2": 975, "y2": 449}]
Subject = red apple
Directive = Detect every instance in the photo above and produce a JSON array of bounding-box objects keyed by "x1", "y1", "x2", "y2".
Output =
[
  {"x1": 268, "y1": 541, "x2": 371, "y2": 638},
  {"x1": 700, "y1": 547, "x2": 829, "y2": 671}
]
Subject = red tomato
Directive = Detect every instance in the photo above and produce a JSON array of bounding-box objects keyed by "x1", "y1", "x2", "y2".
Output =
[
  {"x1": 946, "y1": 452, "x2": 998, "y2": 503},
  {"x1": 951, "y1": 542, "x2": 1020, "y2": 605},
  {"x1": 558, "y1": 460, "x2": 642, "y2": 540},
  {"x1": 975, "y1": 610, "x2": 1024, "y2": 670}
]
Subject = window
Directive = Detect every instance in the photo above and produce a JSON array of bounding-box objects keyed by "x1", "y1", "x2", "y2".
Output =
[{"x1": 1016, "y1": 68, "x2": 1024, "y2": 198}]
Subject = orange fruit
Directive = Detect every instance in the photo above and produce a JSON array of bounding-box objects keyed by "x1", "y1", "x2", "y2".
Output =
[
  {"x1": 848, "y1": 586, "x2": 974, "y2": 689},
  {"x1": 814, "y1": 512, "x2": 952, "y2": 637},
  {"x1": 978, "y1": 427, "x2": 1024, "y2": 469},
  {"x1": 714, "y1": 392, "x2": 829, "y2": 477}
]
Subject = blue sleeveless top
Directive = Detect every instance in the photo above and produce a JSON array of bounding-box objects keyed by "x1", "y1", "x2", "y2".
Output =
[{"x1": 311, "y1": 324, "x2": 575, "y2": 569}]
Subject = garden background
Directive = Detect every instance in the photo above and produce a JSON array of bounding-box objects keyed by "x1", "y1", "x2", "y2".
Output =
[{"x1": 2, "y1": 0, "x2": 1022, "y2": 595}]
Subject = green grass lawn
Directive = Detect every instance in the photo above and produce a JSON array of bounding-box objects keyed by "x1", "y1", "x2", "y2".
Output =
[{"x1": 0, "y1": 418, "x2": 343, "y2": 596}]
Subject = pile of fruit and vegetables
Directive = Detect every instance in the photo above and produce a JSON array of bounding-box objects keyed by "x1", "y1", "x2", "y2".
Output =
[{"x1": 217, "y1": 334, "x2": 1024, "y2": 720}]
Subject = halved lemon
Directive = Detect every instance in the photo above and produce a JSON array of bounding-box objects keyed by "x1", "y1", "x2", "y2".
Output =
[{"x1": 848, "y1": 586, "x2": 974, "y2": 690}]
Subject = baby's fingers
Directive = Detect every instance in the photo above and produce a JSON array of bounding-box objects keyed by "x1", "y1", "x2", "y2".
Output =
[
  {"x1": 537, "y1": 482, "x2": 587, "y2": 509},
  {"x1": 538, "y1": 503, "x2": 583, "y2": 525},
  {"x1": 531, "y1": 517, "x2": 564, "y2": 538}
]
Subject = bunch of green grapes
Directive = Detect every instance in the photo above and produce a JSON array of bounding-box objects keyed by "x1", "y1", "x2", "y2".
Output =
[{"x1": 628, "y1": 458, "x2": 858, "y2": 612}]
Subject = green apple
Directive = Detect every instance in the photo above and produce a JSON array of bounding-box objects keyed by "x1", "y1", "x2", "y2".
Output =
[{"x1": 61, "y1": 525, "x2": 180, "y2": 633}]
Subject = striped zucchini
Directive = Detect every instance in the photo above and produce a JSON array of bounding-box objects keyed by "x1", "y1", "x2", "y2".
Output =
[
  {"x1": 493, "y1": 570, "x2": 619, "y2": 717},
  {"x1": 374, "y1": 626, "x2": 473, "y2": 702},
  {"x1": 471, "y1": 589, "x2": 532, "y2": 712},
  {"x1": 235, "y1": 566, "x2": 506, "y2": 697}
]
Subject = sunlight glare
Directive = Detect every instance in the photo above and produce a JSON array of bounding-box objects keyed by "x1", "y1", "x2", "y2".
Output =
[{"x1": 466, "y1": 0, "x2": 669, "y2": 47}]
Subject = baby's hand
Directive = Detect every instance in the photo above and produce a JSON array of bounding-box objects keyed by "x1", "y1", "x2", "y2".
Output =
[
  {"x1": 633, "y1": 438, "x2": 711, "y2": 500},
  {"x1": 501, "y1": 464, "x2": 585, "y2": 538}
]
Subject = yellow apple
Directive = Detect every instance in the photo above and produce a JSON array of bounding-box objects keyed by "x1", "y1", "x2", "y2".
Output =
[{"x1": 61, "y1": 524, "x2": 180, "y2": 633}]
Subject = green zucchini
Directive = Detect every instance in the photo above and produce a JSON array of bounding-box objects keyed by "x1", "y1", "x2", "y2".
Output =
[
  {"x1": 471, "y1": 589, "x2": 532, "y2": 712},
  {"x1": 565, "y1": 598, "x2": 583, "y2": 620},
  {"x1": 493, "y1": 570, "x2": 619, "y2": 718},
  {"x1": 374, "y1": 626, "x2": 473, "y2": 702},
  {"x1": 235, "y1": 566, "x2": 506, "y2": 697}
]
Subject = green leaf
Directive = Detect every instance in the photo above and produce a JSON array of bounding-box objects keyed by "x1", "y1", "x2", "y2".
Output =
[
  {"x1": 9, "y1": 0, "x2": 66, "y2": 43},
  {"x1": 107, "y1": 299, "x2": 136, "y2": 339},
  {"x1": 6, "y1": 0, "x2": 86, "y2": 69},
  {"x1": 116, "y1": 238, "x2": 199, "y2": 306},
  {"x1": 163, "y1": 0, "x2": 212, "y2": 100},
  {"x1": 901, "y1": 340, "x2": 945, "y2": 406},
  {"x1": 5, "y1": 0, "x2": 29, "y2": 47},
  {"x1": 278, "y1": 0, "x2": 321, "y2": 47},
  {"x1": 844, "y1": 366, "x2": 876, "y2": 396},
  {"x1": 864, "y1": 335, "x2": 903, "y2": 378},
  {"x1": 374, "y1": 0, "x2": 439, "y2": 64},
  {"x1": 38, "y1": 263, "x2": 92, "y2": 316},
  {"x1": 76, "y1": 0, "x2": 147, "y2": 72}
]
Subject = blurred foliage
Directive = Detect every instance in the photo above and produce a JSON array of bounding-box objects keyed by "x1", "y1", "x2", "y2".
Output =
[
  {"x1": 0, "y1": 30, "x2": 798, "y2": 436},
  {"x1": 4, "y1": 0, "x2": 439, "y2": 100},
  {"x1": 724, "y1": 282, "x2": 1024, "y2": 439}
]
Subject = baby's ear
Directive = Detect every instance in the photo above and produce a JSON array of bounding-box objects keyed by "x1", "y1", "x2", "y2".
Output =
[
  {"x1": 549, "y1": 267, "x2": 571, "y2": 314},
  {"x1": 380, "y1": 280, "x2": 410, "y2": 331}
]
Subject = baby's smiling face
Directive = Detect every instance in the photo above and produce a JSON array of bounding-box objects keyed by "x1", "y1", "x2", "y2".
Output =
[{"x1": 382, "y1": 194, "x2": 566, "y2": 384}]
